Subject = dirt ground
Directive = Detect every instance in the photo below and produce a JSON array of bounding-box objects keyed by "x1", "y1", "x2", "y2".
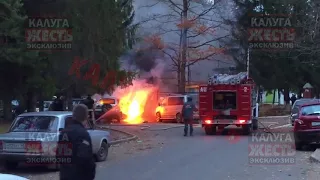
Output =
[{"x1": 259, "y1": 104, "x2": 291, "y2": 116}]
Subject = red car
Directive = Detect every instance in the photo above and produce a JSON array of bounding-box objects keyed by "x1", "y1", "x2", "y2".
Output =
[{"x1": 294, "y1": 101, "x2": 320, "y2": 150}]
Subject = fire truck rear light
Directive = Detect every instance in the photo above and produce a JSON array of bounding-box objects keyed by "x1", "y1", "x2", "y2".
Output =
[
  {"x1": 239, "y1": 120, "x2": 246, "y2": 123},
  {"x1": 205, "y1": 120, "x2": 212, "y2": 124}
]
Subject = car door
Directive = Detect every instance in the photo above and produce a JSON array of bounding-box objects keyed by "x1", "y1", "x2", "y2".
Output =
[
  {"x1": 160, "y1": 97, "x2": 169, "y2": 119},
  {"x1": 64, "y1": 116, "x2": 99, "y2": 152},
  {"x1": 167, "y1": 97, "x2": 184, "y2": 118}
]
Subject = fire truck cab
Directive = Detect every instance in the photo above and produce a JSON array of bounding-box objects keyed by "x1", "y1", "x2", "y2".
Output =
[{"x1": 199, "y1": 72, "x2": 258, "y2": 135}]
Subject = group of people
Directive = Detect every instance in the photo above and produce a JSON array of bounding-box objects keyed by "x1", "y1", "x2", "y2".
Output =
[{"x1": 49, "y1": 95, "x2": 95, "y2": 112}]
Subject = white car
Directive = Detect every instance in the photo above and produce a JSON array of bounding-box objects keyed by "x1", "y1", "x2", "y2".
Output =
[
  {"x1": 0, "y1": 174, "x2": 29, "y2": 180},
  {"x1": 0, "y1": 111, "x2": 110, "y2": 170}
]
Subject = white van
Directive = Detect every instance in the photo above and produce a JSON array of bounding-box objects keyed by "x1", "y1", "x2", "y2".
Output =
[{"x1": 156, "y1": 94, "x2": 198, "y2": 123}]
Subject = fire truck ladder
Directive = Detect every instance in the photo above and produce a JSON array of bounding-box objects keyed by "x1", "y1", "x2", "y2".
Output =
[{"x1": 208, "y1": 72, "x2": 247, "y2": 85}]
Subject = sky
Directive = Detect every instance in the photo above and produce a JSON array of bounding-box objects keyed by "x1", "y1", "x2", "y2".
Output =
[{"x1": 129, "y1": 0, "x2": 236, "y2": 89}]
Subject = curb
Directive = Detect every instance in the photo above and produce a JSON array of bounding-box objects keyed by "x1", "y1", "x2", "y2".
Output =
[
  {"x1": 98, "y1": 124, "x2": 185, "y2": 144},
  {"x1": 310, "y1": 149, "x2": 320, "y2": 163},
  {"x1": 98, "y1": 126, "x2": 138, "y2": 145},
  {"x1": 140, "y1": 125, "x2": 184, "y2": 131},
  {"x1": 259, "y1": 115, "x2": 289, "y2": 119},
  {"x1": 270, "y1": 124, "x2": 292, "y2": 129}
]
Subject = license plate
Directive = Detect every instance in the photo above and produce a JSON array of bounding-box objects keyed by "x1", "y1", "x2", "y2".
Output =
[
  {"x1": 216, "y1": 120, "x2": 233, "y2": 123},
  {"x1": 3, "y1": 143, "x2": 25, "y2": 150},
  {"x1": 312, "y1": 122, "x2": 320, "y2": 126}
]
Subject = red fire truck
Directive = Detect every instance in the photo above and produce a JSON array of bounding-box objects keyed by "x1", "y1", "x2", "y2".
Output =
[{"x1": 199, "y1": 72, "x2": 258, "y2": 135}]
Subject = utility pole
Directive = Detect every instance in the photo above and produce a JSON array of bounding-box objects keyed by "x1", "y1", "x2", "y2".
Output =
[{"x1": 247, "y1": 48, "x2": 250, "y2": 79}]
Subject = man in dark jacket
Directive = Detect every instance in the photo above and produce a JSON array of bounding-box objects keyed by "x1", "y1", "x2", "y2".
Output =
[
  {"x1": 83, "y1": 95, "x2": 94, "y2": 110},
  {"x1": 59, "y1": 104, "x2": 96, "y2": 180},
  {"x1": 82, "y1": 95, "x2": 95, "y2": 123},
  {"x1": 52, "y1": 96, "x2": 64, "y2": 111},
  {"x1": 290, "y1": 94, "x2": 297, "y2": 105},
  {"x1": 182, "y1": 97, "x2": 198, "y2": 136}
]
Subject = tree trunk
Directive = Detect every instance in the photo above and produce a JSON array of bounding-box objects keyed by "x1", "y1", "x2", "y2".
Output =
[
  {"x1": 3, "y1": 97, "x2": 12, "y2": 122},
  {"x1": 179, "y1": 0, "x2": 188, "y2": 94},
  {"x1": 38, "y1": 92, "x2": 44, "y2": 112},
  {"x1": 26, "y1": 91, "x2": 37, "y2": 112},
  {"x1": 67, "y1": 86, "x2": 73, "y2": 111},
  {"x1": 284, "y1": 88, "x2": 290, "y2": 105},
  {"x1": 298, "y1": 88, "x2": 303, "y2": 98},
  {"x1": 272, "y1": 89, "x2": 276, "y2": 105},
  {"x1": 278, "y1": 89, "x2": 281, "y2": 105}
]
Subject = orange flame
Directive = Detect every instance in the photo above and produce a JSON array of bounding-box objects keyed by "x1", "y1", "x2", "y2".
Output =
[{"x1": 117, "y1": 85, "x2": 155, "y2": 124}]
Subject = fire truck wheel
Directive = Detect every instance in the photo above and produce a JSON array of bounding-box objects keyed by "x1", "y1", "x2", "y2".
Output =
[
  {"x1": 175, "y1": 113, "x2": 182, "y2": 123},
  {"x1": 242, "y1": 124, "x2": 252, "y2": 135},
  {"x1": 205, "y1": 125, "x2": 216, "y2": 135},
  {"x1": 156, "y1": 112, "x2": 162, "y2": 122},
  {"x1": 252, "y1": 118, "x2": 258, "y2": 130}
]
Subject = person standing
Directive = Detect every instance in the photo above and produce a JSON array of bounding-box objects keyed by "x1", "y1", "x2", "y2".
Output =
[
  {"x1": 290, "y1": 94, "x2": 297, "y2": 105},
  {"x1": 182, "y1": 97, "x2": 198, "y2": 136},
  {"x1": 52, "y1": 96, "x2": 64, "y2": 111},
  {"x1": 59, "y1": 104, "x2": 96, "y2": 180},
  {"x1": 82, "y1": 95, "x2": 95, "y2": 121},
  {"x1": 49, "y1": 96, "x2": 57, "y2": 111}
]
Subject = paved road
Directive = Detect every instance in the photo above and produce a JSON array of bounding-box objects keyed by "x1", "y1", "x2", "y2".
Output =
[{"x1": 5, "y1": 123, "x2": 320, "y2": 180}]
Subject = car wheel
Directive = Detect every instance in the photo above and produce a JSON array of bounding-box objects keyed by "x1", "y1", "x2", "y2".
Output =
[
  {"x1": 96, "y1": 141, "x2": 109, "y2": 162},
  {"x1": 4, "y1": 161, "x2": 18, "y2": 170},
  {"x1": 252, "y1": 118, "x2": 258, "y2": 130},
  {"x1": 156, "y1": 112, "x2": 162, "y2": 122},
  {"x1": 205, "y1": 125, "x2": 216, "y2": 135},
  {"x1": 47, "y1": 163, "x2": 60, "y2": 171},
  {"x1": 175, "y1": 113, "x2": 182, "y2": 123},
  {"x1": 295, "y1": 141, "x2": 304, "y2": 150}
]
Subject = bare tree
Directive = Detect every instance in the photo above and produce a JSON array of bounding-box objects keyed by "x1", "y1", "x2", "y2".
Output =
[{"x1": 138, "y1": 0, "x2": 228, "y2": 92}]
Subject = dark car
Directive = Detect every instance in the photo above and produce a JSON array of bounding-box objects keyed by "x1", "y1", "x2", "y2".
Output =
[
  {"x1": 290, "y1": 98, "x2": 318, "y2": 126},
  {"x1": 293, "y1": 101, "x2": 320, "y2": 150},
  {"x1": 94, "y1": 97, "x2": 123, "y2": 123}
]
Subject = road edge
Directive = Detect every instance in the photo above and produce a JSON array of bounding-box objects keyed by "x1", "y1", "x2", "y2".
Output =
[
  {"x1": 259, "y1": 115, "x2": 289, "y2": 119},
  {"x1": 310, "y1": 149, "x2": 320, "y2": 162},
  {"x1": 98, "y1": 126, "x2": 138, "y2": 145}
]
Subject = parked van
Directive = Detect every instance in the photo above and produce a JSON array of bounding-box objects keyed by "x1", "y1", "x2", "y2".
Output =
[{"x1": 156, "y1": 94, "x2": 198, "y2": 123}]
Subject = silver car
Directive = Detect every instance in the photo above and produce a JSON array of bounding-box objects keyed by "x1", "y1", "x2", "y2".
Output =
[{"x1": 0, "y1": 111, "x2": 110, "y2": 170}]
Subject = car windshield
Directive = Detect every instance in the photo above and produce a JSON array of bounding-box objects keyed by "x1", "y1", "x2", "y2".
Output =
[
  {"x1": 10, "y1": 116, "x2": 58, "y2": 132},
  {"x1": 301, "y1": 105, "x2": 320, "y2": 116},
  {"x1": 294, "y1": 99, "x2": 316, "y2": 108}
]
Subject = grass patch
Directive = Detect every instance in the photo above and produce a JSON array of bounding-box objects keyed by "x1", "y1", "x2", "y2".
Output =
[{"x1": 0, "y1": 122, "x2": 11, "y2": 134}]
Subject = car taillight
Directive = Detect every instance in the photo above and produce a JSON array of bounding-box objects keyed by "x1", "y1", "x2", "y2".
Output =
[
  {"x1": 26, "y1": 141, "x2": 43, "y2": 153},
  {"x1": 205, "y1": 120, "x2": 212, "y2": 124}
]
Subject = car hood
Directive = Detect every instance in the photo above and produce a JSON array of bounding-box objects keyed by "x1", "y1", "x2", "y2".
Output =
[
  {"x1": 0, "y1": 132, "x2": 58, "y2": 141},
  {"x1": 300, "y1": 115, "x2": 320, "y2": 121},
  {"x1": 0, "y1": 174, "x2": 29, "y2": 180}
]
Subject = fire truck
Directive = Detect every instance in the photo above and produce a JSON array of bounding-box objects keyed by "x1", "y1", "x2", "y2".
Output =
[{"x1": 199, "y1": 72, "x2": 258, "y2": 135}]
